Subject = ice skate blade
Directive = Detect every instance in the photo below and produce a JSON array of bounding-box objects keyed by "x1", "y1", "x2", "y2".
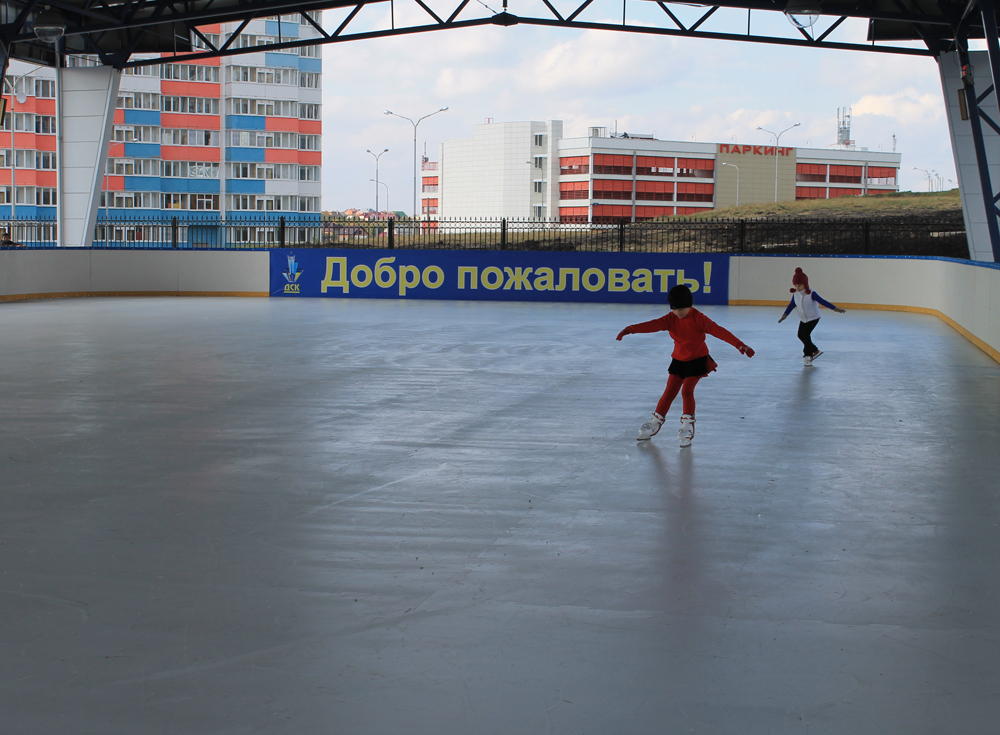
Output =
[{"x1": 636, "y1": 436, "x2": 652, "y2": 441}]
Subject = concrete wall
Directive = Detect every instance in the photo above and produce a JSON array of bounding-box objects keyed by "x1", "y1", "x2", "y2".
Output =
[
  {"x1": 729, "y1": 255, "x2": 1000, "y2": 362},
  {"x1": 0, "y1": 250, "x2": 270, "y2": 301}
]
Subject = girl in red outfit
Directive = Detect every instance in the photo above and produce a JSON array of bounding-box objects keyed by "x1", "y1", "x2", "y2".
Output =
[{"x1": 617, "y1": 285, "x2": 755, "y2": 445}]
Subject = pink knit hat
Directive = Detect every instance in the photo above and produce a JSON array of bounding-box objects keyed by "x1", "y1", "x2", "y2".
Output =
[{"x1": 790, "y1": 267, "x2": 811, "y2": 294}]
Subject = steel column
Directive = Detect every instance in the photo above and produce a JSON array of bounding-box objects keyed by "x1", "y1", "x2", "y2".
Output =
[{"x1": 960, "y1": 43, "x2": 1000, "y2": 261}]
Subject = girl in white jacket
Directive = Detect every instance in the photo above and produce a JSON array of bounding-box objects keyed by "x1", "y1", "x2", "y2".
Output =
[{"x1": 778, "y1": 267, "x2": 846, "y2": 365}]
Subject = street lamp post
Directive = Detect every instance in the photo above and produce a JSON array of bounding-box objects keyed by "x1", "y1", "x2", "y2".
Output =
[
  {"x1": 756, "y1": 123, "x2": 800, "y2": 202},
  {"x1": 913, "y1": 167, "x2": 932, "y2": 192},
  {"x1": 366, "y1": 148, "x2": 388, "y2": 213},
  {"x1": 370, "y1": 179, "x2": 389, "y2": 215},
  {"x1": 721, "y1": 162, "x2": 740, "y2": 207},
  {"x1": 384, "y1": 107, "x2": 448, "y2": 219}
]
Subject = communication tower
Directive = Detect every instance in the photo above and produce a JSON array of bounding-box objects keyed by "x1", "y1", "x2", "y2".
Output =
[{"x1": 837, "y1": 107, "x2": 855, "y2": 148}]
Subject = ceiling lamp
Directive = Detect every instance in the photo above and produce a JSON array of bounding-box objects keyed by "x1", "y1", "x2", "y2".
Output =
[
  {"x1": 33, "y1": 7, "x2": 66, "y2": 44},
  {"x1": 784, "y1": 0, "x2": 821, "y2": 29}
]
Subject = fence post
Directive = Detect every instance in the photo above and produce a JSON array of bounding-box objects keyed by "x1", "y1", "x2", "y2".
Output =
[
  {"x1": 501, "y1": 218, "x2": 507, "y2": 251},
  {"x1": 618, "y1": 218, "x2": 625, "y2": 252},
  {"x1": 388, "y1": 218, "x2": 395, "y2": 249},
  {"x1": 863, "y1": 220, "x2": 871, "y2": 254},
  {"x1": 739, "y1": 219, "x2": 747, "y2": 252},
  {"x1": 279, "y1": 216, "x2": 286, "y2": 248},
  {"x1": 171, "y1": 216, "x2": 178, "y2": 248}
]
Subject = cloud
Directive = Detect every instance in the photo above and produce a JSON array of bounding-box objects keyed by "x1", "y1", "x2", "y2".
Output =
[{"x1": 853, "y1": 89, "x2": 944, "y2": 125}]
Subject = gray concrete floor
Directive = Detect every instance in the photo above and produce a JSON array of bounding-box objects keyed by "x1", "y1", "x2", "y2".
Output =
[{"x1": 2, "y1": 297, "x2": 1000, "y2": 734}]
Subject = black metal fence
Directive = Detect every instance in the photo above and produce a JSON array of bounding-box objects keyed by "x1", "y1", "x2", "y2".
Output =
[{"x1": 0, "y1": 215, "x2": 970, "y2": 258}]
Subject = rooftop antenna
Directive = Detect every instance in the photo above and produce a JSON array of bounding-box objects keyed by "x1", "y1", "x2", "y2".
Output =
[
  {"x1": 892, "y1": 133, "x2": 897, "y2": 152},
  {"x1": 837, "y1": 107, "x2": 854, "y2": 147}
]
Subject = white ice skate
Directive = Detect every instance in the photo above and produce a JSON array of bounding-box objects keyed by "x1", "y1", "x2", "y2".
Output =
[
  {"x1": 803, "y1": 355, "x2": 813, "y2": 366},
  {"x1": 637, "y1": 412, "x2": 664, "y2": 441},
  {"x1": 678, "y1": 414, "x2": 695, "y2": 447}
]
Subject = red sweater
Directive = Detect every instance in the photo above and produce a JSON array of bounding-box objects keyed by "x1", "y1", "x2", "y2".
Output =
[{"x1": 627, "y1": 309, "x2": 744, "y2": 361}]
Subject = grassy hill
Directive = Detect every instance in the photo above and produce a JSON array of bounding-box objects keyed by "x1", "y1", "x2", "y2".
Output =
[{"x1": 677, "y1": 189, "x2": 962, "y2": 220}]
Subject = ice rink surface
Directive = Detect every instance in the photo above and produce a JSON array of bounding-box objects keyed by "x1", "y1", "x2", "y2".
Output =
[{"x1": 2, "y1": 296, "x2": 1000, "y2": 734}]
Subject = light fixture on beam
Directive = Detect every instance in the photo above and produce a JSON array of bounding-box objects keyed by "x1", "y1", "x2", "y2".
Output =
[
  {"x1": 784, "y1": 0, "x2": 821, "y2": 29},
  {"x1": 33, "y1": 7, "x2": 66, "y2": 44}
]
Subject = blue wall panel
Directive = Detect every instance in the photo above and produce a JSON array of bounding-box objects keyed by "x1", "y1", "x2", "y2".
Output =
[
  {"x1": 123, "y1": 110, "x2": 161, "y2": 126},
  {"x1": 265, "y1": 20, "x2": 299, "y2": 37},
  {"x1": 264, "y1": 52, "x2": 299, "y2": 68},
  {"x1": 226, "y1": 115, "x2": 266, "y2": 130},
  {"x1": 124, "y1": 143, "x2": 160, "y2": 157},
  {"x1": 226, "y1": 148, "x2": 266, "y2": 163},
  {"x1": 271, "y1": 249, "x2": 729, "y2": 303},
  {"x1": 160, "y1": 178, "x2": 221, "y2": 193},
  {"x1": 124, "y1": 176, "x2": 163, "y2": 191},
  {"x1": 227, "y1": 179, "x2": 267, "y2": 194},
  {"x1": 297, "y1": 58, "x2": 321, "y2": 73}
]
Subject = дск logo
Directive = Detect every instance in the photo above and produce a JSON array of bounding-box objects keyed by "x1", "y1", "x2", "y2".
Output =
[{"x1": 283, "y1": 253, "x2": 303, "y2": 294}]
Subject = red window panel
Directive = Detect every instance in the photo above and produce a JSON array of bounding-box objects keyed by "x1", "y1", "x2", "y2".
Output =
[
  {"x1": 796, "y1": 163, "x2": 827, "y2": 183},
  {"x1": 593, "y1": 154, "x2": 633, "y2": 175},
  {"x1": 828, "y1": 188, "x2": 863, "y2": 198},
  {"x1": 676, "y1": 182, "x2": 714, "y2": 202},
  {"x1": 635, "y1": 206, "x2": 674, "y2": 220},
  {"x1": 422, "y1": 198, "x2": 439, "y2": 214},
  {"x1": 635, "y1": 180, "x2": 674, "y2": 201},
  {"x1": 636, "y1": 156, "x2": 674, "y2": 176},
  {"x1": 796, "y1": 187, "x2": 827, "y2": 200},
  {"x1": 423, "y1": 176, "x2": 439, "y2": 185},
  {"x1": 676, "y1": 158, "x2": 714, "y2": 179},
  {"x1": 592, "y1": 204, "x2": 633, "y2": 223},
  {"x1": 559, "y1": 181, "x2": 589, "y2": 200},
  {"x1": 592, "y1": 179, "x2": 633, "y2": 200},
  {"x1": 560, "y1": 156, "x2": 590, "y2": 175},
  {"x1": 675, "y1": 206, "x2": 712, "y2": 216},
  {"x1": 829, "y1": 165, "x2": 862, "y2": 184},
  {"x1": 559, "y1": 206, "x2": 588, "y2": 223}
]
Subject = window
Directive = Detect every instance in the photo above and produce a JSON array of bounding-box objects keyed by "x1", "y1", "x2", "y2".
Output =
[
  {"x1": 107, "y1": 158, "x2": 159, "y2": 176},
  {"x1": 829, "y1": 165, "x2": 862, "y2": 184},
  {"x1": 0, "y1": 186, "x2": 11, "y2": 204},
  {"x1": 15, "y1": 186, "x2": 57, "y2": 205},
  {"x1": 559, "y1": 181, "x2": 588, "y2": 200},
  {"x1": 533, "y1": 181, "x2": 545, "y2": 194},
  {"x1": 162, "y1": 64, "x2": 220, "y2": 82},
  {"x1": 796, "y1": 163, "x2": 827, "y2": 183},
  {"x1": 34, "y1": 79, "x2": 55, "y2": 98},
  {"x1": 14, "y1": 150, "x2": 56, "y2": 169},
  {"x1": 113, "y1": 125, "x2": 160, "y2": 143},
  {"x1": 559, "y1": 206, "x2": 588, "y2": 223},
  {"x1": 593, "y1": 154, "x2": 632, "y2": 176},
  {"x1": 0, "y1": 150, "x2": 10, "y2": 167},
  {"x1": 34, "y1": 115, "x2": 56, "y2": 134},
  {"x1": 559, "y1": 156, "x2": 589, "y2": 175},
  {"x1": 299, "y1": 166, "x2": 320, "y2": 181},
  {"x1": 227, "y1": 66, "x2": 299, "y2": 85},
  {"x1": 676, "y1": 182, "x2": 714, "y2": 202},
  {"x1": 636, "y1": 156, "x2": 674, "y2": 176},
  {"x1": 101, "y1": 191, "x2": 158, "y2": 209},
  {"x1": 227, "y1": 98, "x2": 297, "y2": 117},
  {"x1": 191, "y1": 33, "x2": 221, "y2": 50},
  {"x1": 123, "y1": 65, "x2": 160, "y2": 77},
  {"x1": 161, "y1": 128, "x2": 219, "y2": 146},
  {"x1": 635, "y1": 181, "x2": 674, "y2": 201},
  {"x1": 117, "y1": 92, "x2": 160, "y2": 110},
  {"x1": 422, "y1": 176, "x2": 439, "y2": 193},
  {"x1": 592, "y1": 179, "x2": 632, "y2": 200},
  {"x1": 300, "y1": 11, "x2": 321, "y2": 24},
  {"x1": 299, "y1": 197, "x2": 320, "y2": 212},
  {"x1": 532, "y1": 205, "x2": 546, "y2": 218},
  {"x1": 866, "y1": 166, "x2": 897, "y2": 186},
  {"x1": 162, "y1": 96, "x2": 219, "y2": 114},
  {"x1": 796, "y1": 187, "x2": 826, "y2": 200},
  {"x1": 299, "y1": 135, "x2": 320, "y2": 150},
  {"x1": 299, "y1": 72, "x2": 321, "y2": 88},
  {"x1": 676, "y1": 158, "x2": 714, "y2": 178},
  {"x1": 533, "y1": 156, "x2": 545, "y2": 169},
  {"x1": 299, "y1": 44, "x2": 321, "y2": 57},
  {"x1": 422, "y1": 198, "x2": 439, "y2": 214},
  {"x1": 299, "y1": 104, "x2": 320, "y2": 120},
  {"x1": 828, "y1": 188, "x2": 863, "y2": 198},
  {"x1": 591, "y1": 204, "x2": 633, "y2": 223},
  {"x1": 534, "y1": 134, "x2": 545, "y2": 147},
  {"x1": 13, "y1": 113, "x2": 33, "y2": 131},
  {"x1": 191, "y1": 194, "x2": 219, "y2": 210},
  {"x1": 228, "y1": 130, "x2": 299, "y2": 149}
]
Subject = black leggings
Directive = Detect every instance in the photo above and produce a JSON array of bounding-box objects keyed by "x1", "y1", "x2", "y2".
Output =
[{"x1": 798, "y1": 318, "x2": 820, "y2": 356}]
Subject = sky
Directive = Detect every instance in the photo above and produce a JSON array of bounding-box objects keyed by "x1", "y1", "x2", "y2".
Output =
[{"x1": 320, "y1": 0, "x2": 965, "y2": 213}]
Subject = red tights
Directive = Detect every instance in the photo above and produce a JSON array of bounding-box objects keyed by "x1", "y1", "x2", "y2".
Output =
[{"x1": 655, "y1": 375, "x2": 700, "y2": 417}]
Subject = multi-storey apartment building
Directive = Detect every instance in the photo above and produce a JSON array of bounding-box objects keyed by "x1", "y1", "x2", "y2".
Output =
[
  {"x1": 422, "y1": 121, "x2": 901, "y2": 225},
  {"x1": 1, "y1": 15, "x2": 322, "y2": 245}
]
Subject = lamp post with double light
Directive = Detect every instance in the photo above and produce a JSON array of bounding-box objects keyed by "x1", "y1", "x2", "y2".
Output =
[
  {"x1": 366, "y1": 148, "x2": 388, "y2": 213},
  {"x1": 913, "y1": 167, "x2": 932, "y2": 192},
  {"x1": 721, "y1": 162, "x2": 740, "y2": 207},
  {"x1": 756, "y1": 123, "x2": 800, "y2": 202},
  {"x1": 384, "y1": 107, "x2": 448, "y2": 220},
  {"x1": 370, "y1": 179, "x2": 389, "y2": 216}
]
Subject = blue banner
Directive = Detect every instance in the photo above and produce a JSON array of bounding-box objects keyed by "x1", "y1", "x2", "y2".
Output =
[{"x1": 271, "y1": 249, "x2": 729, "y2": 305}]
